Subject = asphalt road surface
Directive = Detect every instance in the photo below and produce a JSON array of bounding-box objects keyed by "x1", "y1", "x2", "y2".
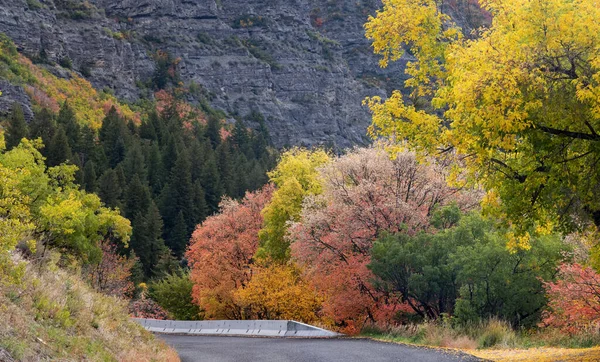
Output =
[{"x1": 159, "y1": 335, "x2": 483, "y2": 362}]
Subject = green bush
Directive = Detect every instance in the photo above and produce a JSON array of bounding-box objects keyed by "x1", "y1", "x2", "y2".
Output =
[
  {"x1": 59, "y1": 57, "x2": 73, "y2": 69},
  {"x1": 369, "y1": 210, "x2": 568, "y2": 328},
  {"x1": 148, "y1": 272, "x2": 202, "y2": 320},
  {"x1": 26, "y1": 0, "x2": 43, "y2": 10}
]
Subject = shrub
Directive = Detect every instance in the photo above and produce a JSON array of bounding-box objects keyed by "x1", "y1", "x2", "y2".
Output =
[
  {"x1": 26, "y1": 0, "x2": 43, "y2": 10},
  {"x1": 477, "y1": 319, "x2": 517, "y2": 348},
  {"x1": 542, "y1": 263, "x2": 600, "y2": 334},
  {"x1": 59, "y1": 56, "x2": 72, "y2": 69},
  {"x1": 149, "y1": 272, "x2": 202, "y2": 320}
]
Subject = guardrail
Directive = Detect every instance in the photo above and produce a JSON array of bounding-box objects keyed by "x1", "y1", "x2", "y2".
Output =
[{"x1": 132, "y1": 318, "x2": 341, "y2": 338}]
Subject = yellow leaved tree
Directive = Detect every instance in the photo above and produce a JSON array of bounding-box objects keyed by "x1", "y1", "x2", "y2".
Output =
[
  {"x1": 365, "y1": 0, "x2": 600, "y2": 248},
  {"x1": 256, "y1": 148, "x2": 330, "y2": 262}
]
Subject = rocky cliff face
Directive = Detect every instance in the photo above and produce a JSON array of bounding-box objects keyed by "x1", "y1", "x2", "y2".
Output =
[{"x1": 0, "y1": 0, "x2": 481, "y2": 147}]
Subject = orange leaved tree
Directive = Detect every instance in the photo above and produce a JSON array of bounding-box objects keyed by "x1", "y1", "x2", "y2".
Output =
[{"x1": 186, "y1": 185, "x2": 274, "y2": 319}]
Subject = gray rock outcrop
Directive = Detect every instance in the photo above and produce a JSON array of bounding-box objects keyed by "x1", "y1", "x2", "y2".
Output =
[{"x1": 0, "y1": 0, "x2": 484, "y2": 147}]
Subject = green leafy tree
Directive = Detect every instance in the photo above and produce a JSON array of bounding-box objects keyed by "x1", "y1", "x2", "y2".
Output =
[
  {"x1": 370, "y1": 212, "x2": 567, "y2": 327},
  {"x1": 149, "y1": 272, "x2": 203, "y2": 320}
]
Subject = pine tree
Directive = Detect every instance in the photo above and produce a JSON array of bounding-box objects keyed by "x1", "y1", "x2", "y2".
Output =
[
  {"x1": 46, "y1": 125, "x2": 73, "y2": 166},
  {"x1": 99, "y1": 107, "x2": 128, "y2": 167},
  {"x1": 56, "y1": 101, "x2": 80, "y2": 150},
  {"x1": 98, "y1": 169, "x2": 122, "y2": 209},
  {"x1": 79, "y1": 126, "x2": 108, "y2": 173},
  {"x1": 192, "y1": 180, "x2": 208, "y2": 226},
  {"x1": 232, "y1": 119, "x2": 252, "y2": 157},
  {"x1": 167, "y1": 211, "x2": 188, "y2": 258},
  {"x1": 206, "y1": 116, "x2": 221, "y2": 149},
  {"x1": 216, "y1": 142, "x2": 235, "y2": 196},
  {"x1": 29, "y1": 108, "x2": 56, "y2": 150},
  {"x1": 114, "y1": 164, "x2": 127, "y2": 195},
  {"x1": 160, "y1": 150, "x2": 195, "y2": 231},
  {"x1": 122, "y1": 143, "x2": 147, "y2": 183},
  {"x1": 200, "y1": 149, "x2": 223, "y2": 213},
  {"x1": 147, "y1": 142, "x2": 165, "y2": 196},
  {"x1": 130, "y1": 201, "x2": 167, "y2": 278},
  {"x1": 124, "y1": 174, "x2": 151, "y2": 220},
  {"x1": 162, "y1": 134, "x2": 179, "y2": 175},
  {"x1": 83, "y1": 160, "x2": 98, "y2": 193},
  {"x1": 5, "y1": 103, "x2": 28, "y2": 150},
  {"x1": 72, "y1": 153, "x2": 85, "y2": 186},
  {"x1": 139, "y1": 118, "x2": 157, "y2": 141}
]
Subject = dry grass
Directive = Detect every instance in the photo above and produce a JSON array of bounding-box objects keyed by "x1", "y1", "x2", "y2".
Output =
[
  {"x1": 0, "y1": 254, "x2": 179, "y2": 361},
  {"x1": 362, "y1": 319, "x2": 600, "y2": 361},
  {"x1": 470, "y1": 347, "x2": 600, "y2": 361},
  {"x1": 361, "y1": 318, "x2": 516, "y2": 350}
]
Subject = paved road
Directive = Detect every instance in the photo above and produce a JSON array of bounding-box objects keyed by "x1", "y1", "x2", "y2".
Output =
[{"x1": 159, "y1": 335, "x2": 482, "y2": 362}]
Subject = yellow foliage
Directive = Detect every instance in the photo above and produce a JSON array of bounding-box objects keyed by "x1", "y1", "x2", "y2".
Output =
[
  {"x1": 365, "y1": 0, "x2": 600, "y2": 239},
  {"x1": 234, "y1": 263, "x2": 324, "y2": 323},
  {"x1": 0, "y1": 34, "x2": 139, "y2": 129},
  {"x1": 257, "y1": 148, "x2": 330, "y2": 261}
]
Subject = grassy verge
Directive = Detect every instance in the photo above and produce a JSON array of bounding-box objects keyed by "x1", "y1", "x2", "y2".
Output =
[
  {"x1": 361, "y1": 320, "x2": 600, "y2": 361},
  {"x1": 0, "y1": 254, "x2": 179, "y2": 361}
]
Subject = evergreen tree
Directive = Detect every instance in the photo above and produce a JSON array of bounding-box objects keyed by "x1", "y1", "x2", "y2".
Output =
[
  {"x1": 46, "y1": 125, "x2": 72, "y2": 166},
  {"x1": 167, "y1": 211, "x2": 188, "y2": 258},
  {"x1": 188, "y1": 139, "x2": 205, "y2": 182},
  {"x1": 114, "y1": 164, "x2": 127, "y2": 198},
  {"x1": 83, "y1": 160, "x2": 98, "y2": 193},
  {"x1": 160, "y1": 150, "x2": 195, "y2": 247},
  {"x1": 149, "y1": 110, "x2": 167, "y2": 146},
  {"x1": 29, "y1": 108, "x2": 56, "y2": 150},
  {"x1": 5, "y1": 103, "x2": 28, "y2": 150},
  {"x1": 99, "y1": 107, "x2": 128, "y2": 167},
  {"x1": 72, "y1": 153, "x2": 85, "y2": 186},
  {"x1": 124, "y1": 174, "x2": 151, "y2": 220},
  {"x1": 98, "y1": 169, "x2": 122, "y2": 209},
  {"x1": 232, "y1": 119, "x2": 252, "y2": 157},
  {"x1": 216, "y1": 142, "x2": 235, "y2": 196},
  {"x1": 147, "y1": 142, "x2": 165, "y2": 196},
  {"x1": 192, "y1": 180, "x2": 208, "y2": 226},
  {"x1": 56, "y1": 101, "x2": 80, "y2": 150},
  {"x1": 200, "y1": 149, "x2": 223, "y2": 213},
  {"x1": 130, "y1": 201, "x2": 167, "y2": 278},
  {"x1": 162, "y1": 134, "x2": 180, "y2": 175},
  {"x1": 79, "y1": 126, "x2": 108, "y2": 173},
  {"x1": 139, "y1": 118, "x2": 157, "y2": 141},
  {"x1": 122, "y1": 143, "x2": 147, "y2": 183},
  {"x1": 206, "y1": 116, "x2": 221, "y2": 149}
]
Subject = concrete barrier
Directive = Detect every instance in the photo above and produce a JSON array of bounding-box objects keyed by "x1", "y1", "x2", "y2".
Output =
[{"x1": 132, "y1": 318, "x2": 341, "y2": 338}]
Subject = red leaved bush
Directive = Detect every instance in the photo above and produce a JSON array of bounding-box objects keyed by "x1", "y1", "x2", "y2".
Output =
[
  {"x1": 186, "y1": 185, "x2": 274, "y2": 319},
  {"x1": 129, "y1": 297, "x2": 170, "y2": 320},
  {"x1": 542, "y1": 263, "x2": 600, "y2": 333},
  {"x1": 290, "y1": 148, "x2": 473, "y2": 333},
  {"x1": 83, "y1": 241, "x2": 135, "y2": 298}
]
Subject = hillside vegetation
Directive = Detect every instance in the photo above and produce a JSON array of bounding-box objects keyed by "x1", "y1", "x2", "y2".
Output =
[
  {"x1": 3, "y1": 0, "x2": 600, "y2": 360},
  {"x1": 0, "y1": 256, "x2": 178, "y2": 361}
]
